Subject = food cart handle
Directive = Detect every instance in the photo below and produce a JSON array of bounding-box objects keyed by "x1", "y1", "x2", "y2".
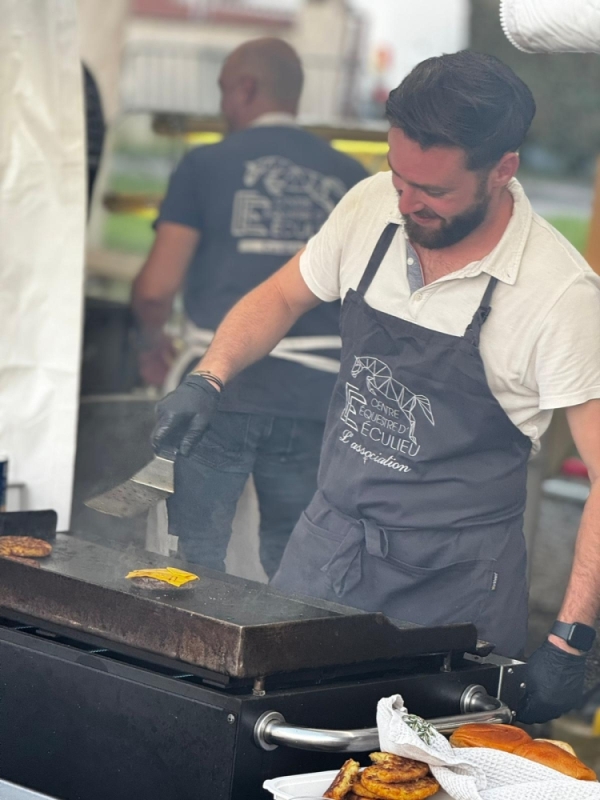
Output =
[{"x1": 253, "y1": 684, "x2": 513, "y2": 752}]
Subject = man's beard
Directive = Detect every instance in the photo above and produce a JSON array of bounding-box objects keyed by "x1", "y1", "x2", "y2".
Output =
[{"x1": 403, "y1": 182, "x2": 491, "y2": 250}]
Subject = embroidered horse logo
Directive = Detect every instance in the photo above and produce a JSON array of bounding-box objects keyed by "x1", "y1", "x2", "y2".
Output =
[{"x1": 351, "y1": 357, "x2": 435, "y2": 444}]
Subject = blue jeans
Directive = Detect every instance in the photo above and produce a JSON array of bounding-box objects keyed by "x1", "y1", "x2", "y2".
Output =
[{"x1": 166, "y1": 411, "x2": 324, "y2": 578}]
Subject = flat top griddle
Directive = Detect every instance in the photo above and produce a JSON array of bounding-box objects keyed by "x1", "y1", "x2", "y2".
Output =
[
  {"x1": 0, "y1": 534, "x2": 477, "y2": 679},
  {"x1": 25, "y1": 535, "x2": 354, "y2": 624}
]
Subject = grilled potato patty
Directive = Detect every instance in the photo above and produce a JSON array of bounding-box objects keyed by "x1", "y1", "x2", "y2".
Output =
[
  {"x1": 0, "y1": 536, "x2": 52, "y2": 558},
  {"x1": 324, "y1": 759, "x2": 361, "y2": 799},
  {"x1": 363, "y1": 762, "x2": 430, "y2": 784},
  {"x1": 360, "y1": 774, "x2": 440, "y2": 800},
  {"x1": 352, "y1": 780, "x2": 383, "y2": 798}
]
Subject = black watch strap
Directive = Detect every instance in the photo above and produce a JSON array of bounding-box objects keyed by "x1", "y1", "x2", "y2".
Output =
[{"x1": 551, "y1": 620, "x2": 597, "y2": 652}]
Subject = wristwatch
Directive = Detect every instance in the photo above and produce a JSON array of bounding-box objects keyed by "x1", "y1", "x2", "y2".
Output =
[{"x1": 551, "y1": 620, "x2": 597, "y2": 652}]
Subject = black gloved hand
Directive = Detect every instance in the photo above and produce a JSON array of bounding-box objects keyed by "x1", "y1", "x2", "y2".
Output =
[
  {"x1": 152, "y1": 374, "x2": 220, "y2": 457},
  {"x1": 517, "y1": 639, "x2": 587, "y2": 724}
]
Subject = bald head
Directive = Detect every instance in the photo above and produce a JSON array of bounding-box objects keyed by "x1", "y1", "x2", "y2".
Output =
[{"x1": 219, "y1": 38, "x2": 304, "y2": 131}]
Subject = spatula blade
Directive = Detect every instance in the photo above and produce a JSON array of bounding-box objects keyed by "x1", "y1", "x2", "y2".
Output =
[{"x1": 85, "y1": 456, "x2": 174, "y2": 518}]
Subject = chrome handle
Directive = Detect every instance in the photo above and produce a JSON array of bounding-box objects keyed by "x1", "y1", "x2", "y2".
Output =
[{"x1": 254, "y1": 684, "x2": 513, "y2": 752}]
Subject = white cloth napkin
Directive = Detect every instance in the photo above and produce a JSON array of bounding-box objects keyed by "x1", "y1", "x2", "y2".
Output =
[{"x1": 377, "y1": 694, "x2": 600, "y2": 800}]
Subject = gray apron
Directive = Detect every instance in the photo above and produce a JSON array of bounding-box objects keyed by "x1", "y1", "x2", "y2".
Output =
[{"x1": 272, "y1": 223, "x2": 532, "y2": 656}]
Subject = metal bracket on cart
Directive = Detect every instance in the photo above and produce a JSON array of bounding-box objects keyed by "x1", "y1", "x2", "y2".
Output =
[{"x1": 254, "y1": 683, "x2": 512, "y2": 752}]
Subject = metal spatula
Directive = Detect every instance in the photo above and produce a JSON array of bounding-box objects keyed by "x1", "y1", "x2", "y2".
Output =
[{"x1": 85, "y1": 452, "x2": 175, "y2": 518}]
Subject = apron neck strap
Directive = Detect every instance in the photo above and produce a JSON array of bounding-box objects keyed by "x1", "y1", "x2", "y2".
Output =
[
  {"x1": 464, "y1": 276, "x2": 499, "y2": 347},
  {"x1": 480, "y1": 274, "x2": 499, "y2": 308},
  {"x1": 356, "y1": 223, "x2": 399, "y2": 297},
  {"x1": 357, "y1": 226, "x2": 498, "y2": 347}
]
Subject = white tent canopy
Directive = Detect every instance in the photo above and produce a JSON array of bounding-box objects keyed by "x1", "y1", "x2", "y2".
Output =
[{"x1": 0, "y1": 0, "x2": 86, "y2": 529}]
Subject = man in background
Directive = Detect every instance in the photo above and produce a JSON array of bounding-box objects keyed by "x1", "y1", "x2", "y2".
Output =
[{"x1": 132, "y1": 38, "x2": 368, "y2": 577}]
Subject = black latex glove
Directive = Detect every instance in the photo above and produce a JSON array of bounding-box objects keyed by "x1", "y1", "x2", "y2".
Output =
[
  {"x1": 152, "y1": 374, "x2": 220, "y2": 457},
  {"x1": 517, "y1": 639, "x2": 587, "y2": 724}
]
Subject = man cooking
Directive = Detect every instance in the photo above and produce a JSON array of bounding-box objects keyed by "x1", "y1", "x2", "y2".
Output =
[
  {"x1": 152, "y1": 51, "x2": 600, "y2": 724},
  {"x1": 132, "y1": 38, "x2": 367, "y2": 577}
]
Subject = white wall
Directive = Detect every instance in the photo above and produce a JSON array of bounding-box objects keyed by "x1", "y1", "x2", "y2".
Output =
[
  {"x1": 291, "y1": 0, "x2": 359, "y2": 119},
  {"x1": 352, "y1": 0, "x2": 470, "y2": 87}
]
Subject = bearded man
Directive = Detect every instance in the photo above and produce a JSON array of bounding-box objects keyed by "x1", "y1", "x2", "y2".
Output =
[{"x1": 152, "y1": 51, "x2": 600, "y2": 724}]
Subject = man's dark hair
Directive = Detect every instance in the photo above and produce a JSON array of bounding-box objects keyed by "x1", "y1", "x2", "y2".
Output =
[{"x1": 386, "y1": 51, "x2": 536, "y2": 170}]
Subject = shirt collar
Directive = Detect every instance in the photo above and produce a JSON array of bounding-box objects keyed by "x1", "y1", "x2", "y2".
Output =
[
  {"x1": 249, "y1": 112, "x2": 299, "y2": 128},
  {"x1": 386, "y1": 178, "x2": 533, "y2": 286}
]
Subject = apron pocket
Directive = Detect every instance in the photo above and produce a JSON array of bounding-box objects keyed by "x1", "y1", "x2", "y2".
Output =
[
  {"x1": 364, "y1": 530, "x2": 497, "y2": 630},
  {"x1": 271, "y1": 511, "x2": 343, "y2": 602},
  {"x1": 299, "y1": 511, "x2": 346, "y2": 544}
]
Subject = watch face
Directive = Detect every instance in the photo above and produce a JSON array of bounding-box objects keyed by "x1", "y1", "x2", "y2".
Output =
[{"x1": 570, "y1": 624, "x2": 597, "y2": 652}]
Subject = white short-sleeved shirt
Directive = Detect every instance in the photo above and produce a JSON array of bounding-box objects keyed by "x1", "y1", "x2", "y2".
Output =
[{"x1": 300, "y1": 172, "x2": 600, "y2": 452}]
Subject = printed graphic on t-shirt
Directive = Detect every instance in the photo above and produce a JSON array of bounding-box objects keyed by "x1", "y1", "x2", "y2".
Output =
[
  {"x1": 338, "y1": 356, "x2": 435, "y2": 473},
  {"x1": 231, "y1": 156, "x2": 347, "y2": 256}
]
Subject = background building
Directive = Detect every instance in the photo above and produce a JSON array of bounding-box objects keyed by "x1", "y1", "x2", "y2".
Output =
[{"x1": 124, "y1": 0, "x2": 364, "y2": 119}]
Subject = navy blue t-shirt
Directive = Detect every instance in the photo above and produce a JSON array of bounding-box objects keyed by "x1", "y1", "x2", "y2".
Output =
[{"x1": 157, "y1": 124, "x2": 369, "y2": 420}]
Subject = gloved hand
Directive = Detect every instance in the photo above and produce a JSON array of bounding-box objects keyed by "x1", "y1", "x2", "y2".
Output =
[
  {"x1": 517, "y1": 639, "x2": 587, "y2": 724},
  {"x1": 152, "y1": 374, "x2": 220, "y2": 457}
]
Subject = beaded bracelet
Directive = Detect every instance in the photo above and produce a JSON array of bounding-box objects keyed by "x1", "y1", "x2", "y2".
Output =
[{"x1": 190, "y1": 370, "x2": 225, "y2": 392}]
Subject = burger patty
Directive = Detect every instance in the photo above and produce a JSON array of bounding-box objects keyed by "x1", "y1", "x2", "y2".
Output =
[{"x1": 128, "y1": 576, "x2": 196, "y2": 593}]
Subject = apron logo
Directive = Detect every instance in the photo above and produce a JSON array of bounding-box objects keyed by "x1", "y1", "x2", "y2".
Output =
[
  {"x1": 339, "y1": 357, "x2": 435, "y2": 469},
  {"x1": 340, "y1": 384, "x2": 366, "y2": 431},
  {"x1": 351, "y1": 357, "x2": 435, "y2": 445}
]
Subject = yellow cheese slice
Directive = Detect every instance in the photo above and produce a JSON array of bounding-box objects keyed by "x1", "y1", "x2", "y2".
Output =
[{"x1": 126, "y1": 567, "x2": 199, "y2": 588}]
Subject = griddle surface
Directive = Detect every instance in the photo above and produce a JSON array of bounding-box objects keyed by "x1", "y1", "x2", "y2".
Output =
[{"x1": 0, "y1": 534, "x2": 477, "y2": 678}]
